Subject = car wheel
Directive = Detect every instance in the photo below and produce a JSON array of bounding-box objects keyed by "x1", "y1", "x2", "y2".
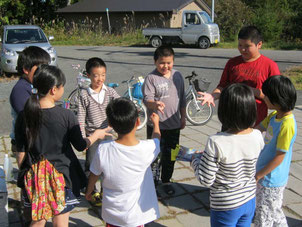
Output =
[
  {"x1": 150, "y1": 36, "x2": 162, "y2": 48},
  {"x1": 198, "y1": 37, "x2": 210, "y2": 49}
]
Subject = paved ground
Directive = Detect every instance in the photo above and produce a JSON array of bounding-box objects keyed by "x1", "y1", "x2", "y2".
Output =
[{"x1": 1, "y1": 107, "x2": 302, "y2": 227}]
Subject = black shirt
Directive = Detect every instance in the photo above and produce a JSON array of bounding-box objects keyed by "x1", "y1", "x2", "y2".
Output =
[{"x1": 15, "y1": 105, "x2": 88, "y2": 190}]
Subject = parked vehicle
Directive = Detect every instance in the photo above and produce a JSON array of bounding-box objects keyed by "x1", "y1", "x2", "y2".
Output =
[
  {"x1": 0, "y1": 25, "x2": 57, "y2": 76},
  {"x1": 143, "y1": 10, "x2": 220, "y2": 49}
]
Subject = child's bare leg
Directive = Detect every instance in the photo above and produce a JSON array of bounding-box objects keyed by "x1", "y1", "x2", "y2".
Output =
[
  {"x1": 52, "y1": 212, "x2": 70, "y2": 227},
  {"x1": 30, "y1": 219, "x2": 47, "y2": 227}
]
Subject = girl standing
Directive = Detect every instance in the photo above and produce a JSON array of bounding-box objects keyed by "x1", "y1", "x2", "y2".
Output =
[
  {"x1": 191, "y1": 83, "x2": 264, "y2": 226},
  {"x1": 15, "y1": 65, "x2": 111, "y2": 227}
]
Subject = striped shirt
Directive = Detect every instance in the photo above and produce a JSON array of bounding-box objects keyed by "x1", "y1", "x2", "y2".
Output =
[
  {"x1": 191, "y1": 129, "x2": 264, "y2": 210},
  {"x1": 78, "y1": 87, "x2": 120, "y2": 137}
]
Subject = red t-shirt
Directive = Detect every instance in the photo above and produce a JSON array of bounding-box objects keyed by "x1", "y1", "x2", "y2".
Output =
[{"x1": 218, "y1": 55, "x2": 280, "y2": 125}]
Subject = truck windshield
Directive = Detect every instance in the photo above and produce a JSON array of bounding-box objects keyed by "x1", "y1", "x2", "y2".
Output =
[
  {"x1": 5, "y1": 28, "x2": 48, "y2": 44},
  {"x1": 198, "y1": 12, "x2": 212, "y2": 24}
]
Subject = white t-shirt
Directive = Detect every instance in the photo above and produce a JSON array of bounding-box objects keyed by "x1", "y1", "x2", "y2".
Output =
[{"x1": 90, "y1": 139, "x2": 161, "y2": 226}]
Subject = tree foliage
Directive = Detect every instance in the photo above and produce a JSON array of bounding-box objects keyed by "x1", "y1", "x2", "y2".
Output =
[{"x1": 215, "y1": 0, "x2": 253, "y2": 41}]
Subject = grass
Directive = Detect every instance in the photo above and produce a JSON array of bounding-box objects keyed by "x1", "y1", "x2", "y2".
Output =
[{"x1": 283, "y1": 65, "x2": 302, "y2": 90}]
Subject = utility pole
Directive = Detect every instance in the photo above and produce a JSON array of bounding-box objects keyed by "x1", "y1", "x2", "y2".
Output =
[
  {"x1": 106, "y1": 8, "x2": 112, "y2": 34},
  {"x1": 211, "y1": 0, "x2": 215, "y2": 22}
]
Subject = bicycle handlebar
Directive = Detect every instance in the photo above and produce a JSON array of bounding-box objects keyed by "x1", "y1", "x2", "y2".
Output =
[
  {"x1": 185, "y1": 71, "x2": 199, "y2": 80},
  {"x1": 122, "y1": 76, "x2": 135, "y2": 84}
]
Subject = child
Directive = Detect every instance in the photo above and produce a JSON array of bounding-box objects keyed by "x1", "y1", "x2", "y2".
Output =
[
  {"x1": 199, "y1": 25, "x2": 280, "y2": 126},
  {"x1": 85, "y1": 98, "x2": 161, "y2": 227},
  {"x1": 254, "y1": 75, "x2": 297, "y2": 227},
  {"x1": 10, "y1": 46, "x2": 50, "y2": 154},
  {"x1": 77, "y1": 57, "x2": 119, "y2": 206},
  {"x1": 14, "y1": 65, "x2": 111, "y2": 226},
  {"x1": 142, "y1": 46, "x2": 186, "y2": 195},
  {"x1": 191, "y1": 83, "x2": 264, "y2": 226}
]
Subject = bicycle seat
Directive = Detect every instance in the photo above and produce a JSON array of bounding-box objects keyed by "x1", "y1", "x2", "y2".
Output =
[{"x1": 107, "y1": 83, "x2": 119, "y2": 88}]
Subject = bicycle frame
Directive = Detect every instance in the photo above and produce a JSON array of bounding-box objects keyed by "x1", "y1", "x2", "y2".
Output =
[{"x1": 185, "y1": 78, "x2": 202, "y2": 111}]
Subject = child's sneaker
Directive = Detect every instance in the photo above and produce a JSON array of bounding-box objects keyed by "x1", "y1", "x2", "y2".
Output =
[{"x1": 91, "y1": 192, "x2": 102, "y2": 207}]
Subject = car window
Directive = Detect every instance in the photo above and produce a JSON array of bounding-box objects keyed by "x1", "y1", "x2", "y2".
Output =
[
  {"x1": 185, "y1": 13, "x2": 200, "y2": 25},
  {"x1": 198, "y1": 12, "x2": 212, "y2": 24},
  {"x1": 5, "y1": 28, "x2": 48, "y2": 44}
]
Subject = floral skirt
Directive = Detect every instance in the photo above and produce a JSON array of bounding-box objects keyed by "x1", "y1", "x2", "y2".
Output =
[{"x1": 22, "y1": 187, "x2": 79, "y2": 217}]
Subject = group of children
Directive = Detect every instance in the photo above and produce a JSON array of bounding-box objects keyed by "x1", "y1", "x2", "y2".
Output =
[{"x1": 10, "y1": 25, "x2": 297, "y2": 227}]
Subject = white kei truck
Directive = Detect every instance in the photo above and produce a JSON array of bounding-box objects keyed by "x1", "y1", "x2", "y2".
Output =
[{"x1": 143, "y1": 10, "x2": 220, "y2": 49}]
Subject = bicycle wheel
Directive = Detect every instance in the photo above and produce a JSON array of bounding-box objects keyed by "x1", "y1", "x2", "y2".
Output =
[
  {"x1": 186, "y1": 99, "x2": 213, "y2": 126},
  {"x1": 68, "y1": 88, "x2": 79, "y2": 115},
  {"x1": 136, "y1": 102, "x2": 147, "y2": 130}
]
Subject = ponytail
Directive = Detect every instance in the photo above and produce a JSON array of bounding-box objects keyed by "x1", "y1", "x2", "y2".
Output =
[
  {"x1": 24, "y1": 92, "x2": 42, "y2": 150},
  {"x1": 23, "y1": 65, "x2": 66, "y2": 151}
]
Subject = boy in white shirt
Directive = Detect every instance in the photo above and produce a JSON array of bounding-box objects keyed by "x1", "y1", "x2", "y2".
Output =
[{"x1": 85, "y1": 97, "x2": 161, "y2": 227}]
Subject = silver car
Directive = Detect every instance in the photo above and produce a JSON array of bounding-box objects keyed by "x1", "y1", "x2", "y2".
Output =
[{"x1": 0, "y1": 25, "x2": 57, "y2": 75}]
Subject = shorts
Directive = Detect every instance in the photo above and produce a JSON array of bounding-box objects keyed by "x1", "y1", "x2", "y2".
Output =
[{"x1": 22, "y1": 187, "x2": 80, "y2": 215}]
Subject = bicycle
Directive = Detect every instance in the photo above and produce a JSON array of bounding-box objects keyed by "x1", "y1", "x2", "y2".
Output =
[
  {"x1": 185, "y1": 71, "x2": 213, "y2": 126},
  {"x1": 67, "y1": 65, "x2": 90, "y2": 115},
  {"x1": 67, "y1": 65, "x2": 147, "y2": 130},
  {"x1": 107, "y1": 76, "x2": 147, "y2": 130}
]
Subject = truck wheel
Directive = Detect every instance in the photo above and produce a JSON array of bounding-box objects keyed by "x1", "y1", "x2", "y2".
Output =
[
  {"x1": 198, "y1": 37, "x2": 210, "y2": 49},
  {"x1": 150, "y1": 37, "x2": 162, "y2": 48}
]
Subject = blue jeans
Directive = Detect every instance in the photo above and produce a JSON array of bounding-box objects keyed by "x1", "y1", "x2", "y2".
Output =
[{"x1": 211, "y1": 197, "x2": 256, "y2": 227}]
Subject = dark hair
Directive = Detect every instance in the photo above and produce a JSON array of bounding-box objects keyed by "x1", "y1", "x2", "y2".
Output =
[
  {"x1": 106, "y1": 97, "x2": 138, "y2": 134},
  {"x1": 238, "y1": 26, "x2": 263, "y2": 45},
  {"x1": 85, "y1": 57, "x2": 106, "y2": 74},
  {"x1": 17, "y1": 46, "x2": 50, "y2": 75},
  {"x1": 262, "y1": 75, "x2": 296, "y2": 112},
  {"x1": 218, "y1": 83, "x2": 257, "y2": 132},
  {"x1": 154, "y1": 46, "x2": 175, "y2": 61},
  {"x1": 24, "y1": 65, "x2": 66, "y2": 150}
]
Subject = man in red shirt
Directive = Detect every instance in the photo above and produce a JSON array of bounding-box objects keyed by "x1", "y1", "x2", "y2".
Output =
[{"x1": 200, "y1": 26, "x2": 280, "y2": 126}]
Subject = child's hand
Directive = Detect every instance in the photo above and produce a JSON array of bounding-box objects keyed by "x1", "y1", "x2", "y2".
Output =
[
  {"x1": 255, "y1": 173, "x2": 262, "y2": 183},
  {"x1": 197, "y1": 92, "x2": 215, "y2": 107},
  {"x1": 85, "y1": 192, "x2": 92, "y2": 201},
  {"x1": 155, "y1": 101, "x2": 165, "y2": 114},
  {"x1": 150, "y1": 113, "x2": 160, "y2": 126},
  {"x1": 95, "y1": 127, "x2": 113, "y2": 139}
]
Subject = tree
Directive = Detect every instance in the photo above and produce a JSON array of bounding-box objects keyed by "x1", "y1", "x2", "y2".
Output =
[
  {"x1": 248, "y1": 0, "x2": 290, "y2": 41},
  {"x1": 215, "y1": 0, "x2": 253, "y2": 41}
]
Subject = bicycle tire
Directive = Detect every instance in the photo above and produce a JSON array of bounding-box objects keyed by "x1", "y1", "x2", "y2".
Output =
[
  {"x1": 67, "y1": 88, "x2": 80, "y2": 115},
  {"x1": 135, "y1": 102, "x2": 147, "y2": 130},
  {"x1": 186, "y1": 99, "x2": 213, "y2": 126}
]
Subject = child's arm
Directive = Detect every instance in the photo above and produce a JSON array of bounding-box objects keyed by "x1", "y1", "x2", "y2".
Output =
[
  {"x1": 145, "y1": 100, "x2": 165, "y2": 114},
  {"x1": 77, "y1": 91, "x2": 87, "y2": 138},
  {"x1": 251, "y1": 87, "x2": 265, "y2": 100},
  {"x1": 180, "y1": 107, "x2": 186, "y2": 129},
  {"x1": 16, "y1": 152, "x2": 26, "y2": 169},
  {"x1": 150, "y1": 113, "x2": 161, "y2": 139},
  {"x1": 255, "y1": 150, "x2": 285, "y2": 182},
  {"x1": 85, "y1": 172, "x2": 100, "y2": 201}
]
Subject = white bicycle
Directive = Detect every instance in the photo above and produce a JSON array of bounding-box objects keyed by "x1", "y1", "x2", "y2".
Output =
[{"x1": 185, "y1": 71, "x2": 213, "y2": 126}]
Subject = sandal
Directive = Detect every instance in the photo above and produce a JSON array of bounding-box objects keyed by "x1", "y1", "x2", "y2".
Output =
[{"x1": 163, "y1": 183, "x2": 175, "y2": 195}]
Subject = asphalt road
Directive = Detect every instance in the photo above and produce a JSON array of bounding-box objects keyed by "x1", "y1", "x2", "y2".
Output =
[{"x1": 0, "y1": 46, "x2": 301, "y2": 135}]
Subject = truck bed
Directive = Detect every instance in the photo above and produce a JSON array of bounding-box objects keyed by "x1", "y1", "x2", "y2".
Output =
[{"x1": 142, "y1": 28, "x2": 182, "y2": 37}]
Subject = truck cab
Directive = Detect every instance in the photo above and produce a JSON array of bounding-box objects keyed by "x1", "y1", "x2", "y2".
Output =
[
  {"x1": 142, "y1": 10, "x2": 220, "y2": 49},
  {"x1": 182, "y1": 10, "x2": 220, "y2": 48}
]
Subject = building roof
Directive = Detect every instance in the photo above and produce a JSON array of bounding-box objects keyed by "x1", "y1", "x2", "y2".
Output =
[{"x1": 57, "y1": 0, "x2": 211, "y2": 14}]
